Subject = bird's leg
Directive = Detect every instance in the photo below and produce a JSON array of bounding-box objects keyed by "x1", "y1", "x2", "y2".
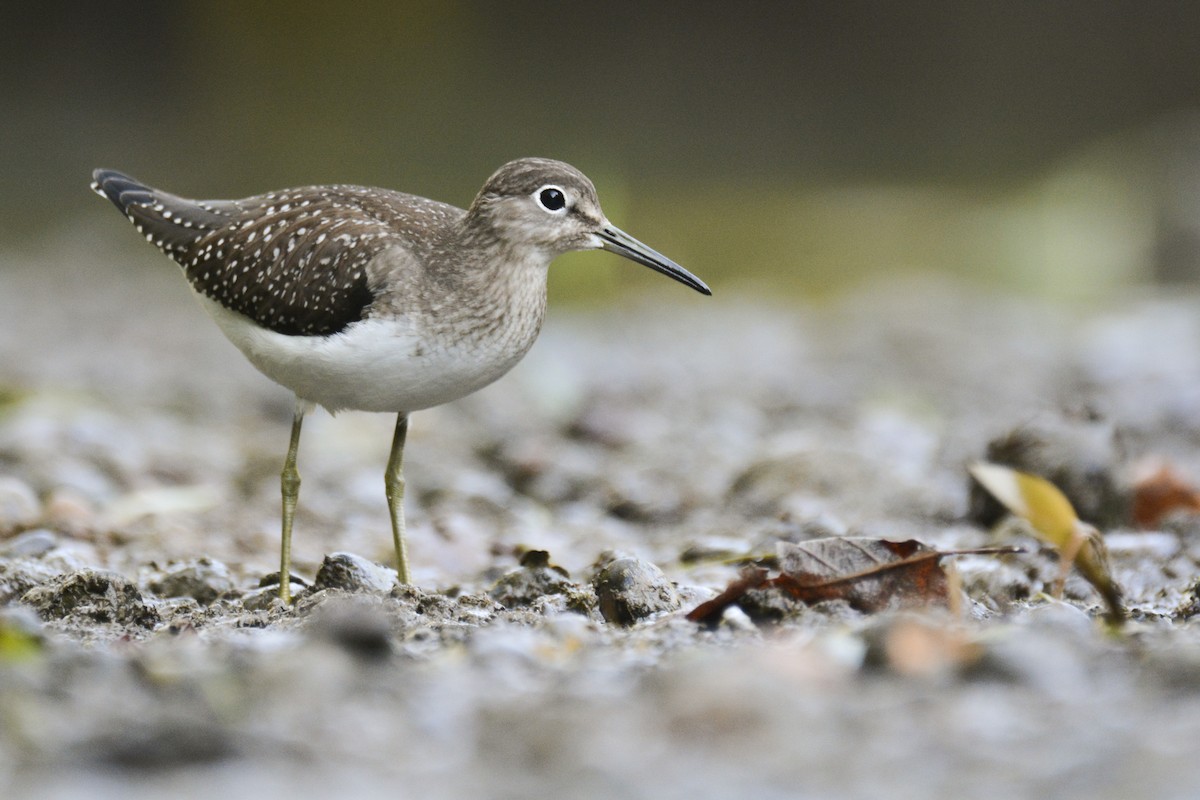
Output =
[
  {"x1": 278, "y1": 403, "x2": 307, "y2": 603},
  {"x1": 385, "y1": 413, "x2": 411, "y2": 585}
]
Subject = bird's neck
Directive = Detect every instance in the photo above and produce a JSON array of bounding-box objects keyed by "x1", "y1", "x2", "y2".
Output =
[{"x1": 424, "y1": 225, "x2": 551, "y2": 354}]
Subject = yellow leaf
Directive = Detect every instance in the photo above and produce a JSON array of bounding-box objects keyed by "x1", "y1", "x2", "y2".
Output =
[
  {"x1": 968, "y1": 462, "x2": 1078, "y2": 548},
  {"x1": 970, "y1": 462, "x2": 1124, "y2": 626},
  {"x1": 0, "y1": 623, "x2": 42, "y2": 662}
]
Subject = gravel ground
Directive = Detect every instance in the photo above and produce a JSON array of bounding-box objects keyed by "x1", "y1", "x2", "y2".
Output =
[{"x1": 4, "y1": 239, "x2": 1200, "y2": 799}]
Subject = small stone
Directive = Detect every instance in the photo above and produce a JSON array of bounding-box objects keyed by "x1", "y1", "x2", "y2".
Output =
[
  {"x1": 312, "y1": 552, "x2": 397, "y2": 593},
  {"x1": 241, "y1": 584, "x2": 289, "y2": 611},
  {"x1": 149, "y1": 558, "x2": 237, "y2": 605},
  {"x1": 21, "y1": 569, "x2": 159, "y2": 628},
  {"x1": 593, "y1": 557, "x2": 681, "y2": 626},
  {"x1": 0, "y1": 476, "x2": 40, "y2": 532},
  {"x1": 0, "y1": 561, "x2": 58, "y2": 604},
  {"x1": 84, "y1": 718, "x2": 237, "y2": 768},
  {"x1": 0, "y1": 528, "x2": 59, "y2": 558},
  {"x1": 306, "y1": 595, "x2": 393, "y2": 659},
  {"x1": 489, "y1": 550, "x2": 576, "y2": 608},
  {"x1": 734, "y1": 585, "x2": 813, "y2": 623},
  {"x1": 42, "y1": 488, "x2": 98, "y2": 536},
  {"x1": 39, "y1": 540, "x2": 103, "y2": 573}
]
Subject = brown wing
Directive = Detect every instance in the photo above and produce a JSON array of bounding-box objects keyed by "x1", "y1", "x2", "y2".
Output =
[{"x1": 92, "y1": 170, "x2": 427, "y2": 336}]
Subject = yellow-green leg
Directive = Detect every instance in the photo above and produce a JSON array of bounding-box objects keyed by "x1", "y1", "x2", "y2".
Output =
[
  {"x1": 385, "y1": 413, "x2": 411, "y2": 585},
  {"x1": 278, "y1": 404, "x2": 306, "y2": 603}
]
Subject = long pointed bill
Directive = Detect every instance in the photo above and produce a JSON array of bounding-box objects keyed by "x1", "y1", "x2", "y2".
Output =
[{"x1": 597, "y1": 225, "x2": 712, "y2": 296}]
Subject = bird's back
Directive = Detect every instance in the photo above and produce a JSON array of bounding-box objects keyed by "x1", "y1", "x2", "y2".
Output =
[{"x1": 91, "y1": 170, "x2": 464, "y2": 337}]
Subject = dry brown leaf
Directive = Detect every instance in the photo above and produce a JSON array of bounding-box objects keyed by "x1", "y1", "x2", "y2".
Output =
[
  {"x1": 685, "y1": 567, "x2": 769, "y2": 624},
  {"x1": 773, "y1": 538, "x2": 951, "y2": 612},
  {"x1": 686, "y1": 538, "x2": 1021, "y2": 625},
  {"x1": 1132, "y1": 462, "x2": 1200, "y2": 529}
]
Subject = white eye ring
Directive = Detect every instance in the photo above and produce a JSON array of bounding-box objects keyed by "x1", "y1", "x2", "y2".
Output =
[{"x1": 534, "y1": 185, "x2": 569, "y2": 215}]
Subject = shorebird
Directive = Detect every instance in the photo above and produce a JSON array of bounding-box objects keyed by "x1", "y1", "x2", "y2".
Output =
[{"x1": 92, "y1": 158, "x2": 711, "y2": 602}]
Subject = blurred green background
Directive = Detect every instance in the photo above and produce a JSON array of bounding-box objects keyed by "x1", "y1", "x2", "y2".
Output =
[{"x1": 7, "y1": 1, "x2": 1200, "y2": 302}]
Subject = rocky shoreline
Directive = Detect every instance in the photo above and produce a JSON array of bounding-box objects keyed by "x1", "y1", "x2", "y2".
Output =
[{"x1": 3, "y1": 253, "x2": 1200, "y2": 798}]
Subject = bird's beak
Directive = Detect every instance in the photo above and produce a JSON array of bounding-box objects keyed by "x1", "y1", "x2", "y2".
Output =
[{"x1": 596, "y1": 224, "x2": 712, "y2": 296}]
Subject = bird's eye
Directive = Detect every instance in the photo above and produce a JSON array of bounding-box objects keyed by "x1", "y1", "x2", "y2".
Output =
[{"x1": 535, "y1": 186, "x2": 567, "y2": 214}]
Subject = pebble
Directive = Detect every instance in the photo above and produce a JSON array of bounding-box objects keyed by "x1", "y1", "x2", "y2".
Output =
[
  {"x1": 39, "y1": 541, "x2": 103, "y2": 573},
  {"x1": 306, "y1": 595, "x2": 393, "y2": 660},
  {"x1": 593, "y1": 557, "x2": 681, "y2": 626},
  {"x1": 83, "y1": 717, "x2": 237, "y2": 769},
  {"x1": 312, "y1": 552, "x2": 398, "y2": 593},
  {"x1": 149, "y1": 558, "x2": 237, "y2": 605},
  {"x1": 0, "y1": 560, "x2": 59, "y2": 604},
  {"x1": 41, "y1": 488, "x2": 98, "y2": 537},
  {"x1": 21, "y1": 569, "x2": 160, "y2": 628},
  {"x1": 241, "y1": 573, "x2": 311, "y2": 610},
  {"x1": 240, "y1": 584, "x2": 288, "y2": 611},
  {"x1": 489, "y1": 550, "x2": 577, "y2": 608},
  {"x1": 0, "y1": 475, "x2": 40, "y2": 532},
  {"x1": 0, "y1": 527, "x2": 58, "y2": 558}
]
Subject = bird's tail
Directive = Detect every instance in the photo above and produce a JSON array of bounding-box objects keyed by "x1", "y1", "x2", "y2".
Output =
[{"x1": 90, "y1": 169, "x2": 231, "y2": 257}]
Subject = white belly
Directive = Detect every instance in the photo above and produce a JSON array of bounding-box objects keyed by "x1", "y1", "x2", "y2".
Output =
[{"x1": 197, "y1": 295, "x2": 532, "y2": 413}]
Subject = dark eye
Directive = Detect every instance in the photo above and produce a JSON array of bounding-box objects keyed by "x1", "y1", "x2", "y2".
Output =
[{"x1": 536, "y1": 186, "x2": 567, "y2": 213}]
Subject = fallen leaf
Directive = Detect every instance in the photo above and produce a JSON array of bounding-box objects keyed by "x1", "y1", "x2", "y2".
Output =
[
  {"x1": 773, "y1": 538, "x2": 951, "y2": 612},
  {"x1": 969, "y1": 461, "x2": 1125, "y2": 626},
  {"x1": 1131, "y1": 461, "x2": 1200, "y2": 529},
  {"x1": 685, "y1": 567, "x2": 769, "y2": 625},
  {"x1": 0, "y1": 618, "x2": 43, "y2": 662},
  {"x1": 686, "y1": 539, "x2": 1021, "y2": 625},
  {"x1": 968, "y1": 462, "x2": 1076, "y2": 549}
]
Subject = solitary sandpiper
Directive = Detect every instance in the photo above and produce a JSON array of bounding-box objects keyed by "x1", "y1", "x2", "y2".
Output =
[{"x1": 91, "y1": 158, "x2": 710, "y2": 601}]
